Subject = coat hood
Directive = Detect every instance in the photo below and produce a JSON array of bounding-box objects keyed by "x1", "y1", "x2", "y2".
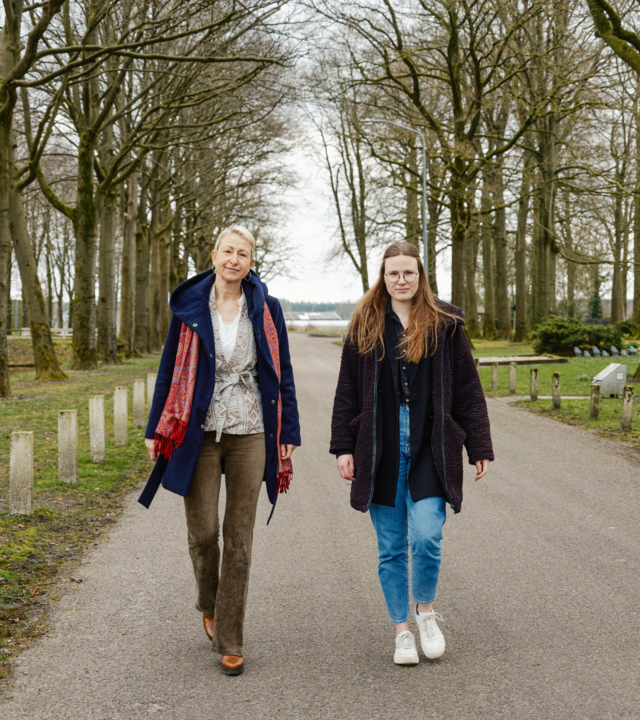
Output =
[{"x1": 169, "y1": 268, "x2": 269, "y2": 325}]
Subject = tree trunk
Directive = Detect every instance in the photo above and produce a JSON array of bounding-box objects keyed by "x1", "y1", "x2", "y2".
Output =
[
  {"x1": 134, "y1": 188, "x2": 150, "y2": 354},
  {"x1": 548, "y1": 241, "x2": 557, "y2": 314},
  {"x1": 611, "y1": 174, "x2": 624, "y2": 323},
  {"x1": 8, "y1": 174, "x2": 67, "y2": 381},
  {"x1": 71, "y1": 136, "x2": 99, "y2": 370},
  {"x1": 514, "y1": 154, "x2": 532, "y2": 340},
  {"x1": 566, "y1": 260, "x2": 576, "y2": 319},
  {"x1": 118, "y1": 172, "x2": 138, "y2": 350},
  {"x1": 148, "y1": 183, "x2": 161, "y2": 350},
  {"x1": 405, "y1": 141, "x2": 420, "y2": 250},
  {"x1": 0, "y1": 122, "x2": 12, "y2": 397},
  {"x1": 171, "y1": 203, "x2": 182, "y2": 289},
  {"x1": 44, "y1": 213, "x2": 52, "y2": 322},
  {"x1": 159, "y1": 223, "x2": 170, "y2": 341},
  {"x1": 481, "y1": 169, "x2": 496, "y2": 338},
  {"x1": 57, "y1": 265, "x2": 64, "y2": 328},
  {"x1": 6, "y1": 245, "x2": 11, "y2": 331},
  {"x1": 464, "y1": 180, "x2": 480, "y2": 337},
  {"x1": 634, "y1": 97, "x2": 640, "y2": 325},
  {"x1": 426, "y1": 193, "x2": 439, "y2": 294},
  {"x1": 96, "y1": 187, "x2": 119, "y2": 363},
  {"x1": 493, "y1": 158, "x2": 512, "y2": 338},
  {"x1": 450, "y1": 173, "x2": 466, "y2": 308}
]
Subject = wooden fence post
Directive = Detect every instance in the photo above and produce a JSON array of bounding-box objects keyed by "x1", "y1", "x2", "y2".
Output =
[
  {"x1": 10, "y1": 431, "x2": 33, "y2": 515},
  {"x1": 114, "y1": 387, "x2": 128, "y2": 446},
  {"x1": 133, "y1": 379, "x2": 145, "y2": 429},
  {"x1": 530, "y1": 367, "x2": 538, "y2": 402},
  {"x1": 89, "y1": 396, "x2": 106, "y2": 462},
  {"x1": 491, "y1": 363, "x2": 499, "y2": 391},
  {"x1": 620, "y1": 385, "x2": 634, "y2": 432},
  {"x1": 58, "y1": 410, "x2": 79, "y2": 484},
  {"x1": 589, "y1": 384, "x2": 600, "y2": 421},
  {"x1": 509, "y1": 362, "x2": 517, "y2": 395},
  {"x1": 552, "y1": 372, "x2": 561, "y2": 410},
  {"x1": 474, "y1": 357, "x2": 480, "y2": 371}
]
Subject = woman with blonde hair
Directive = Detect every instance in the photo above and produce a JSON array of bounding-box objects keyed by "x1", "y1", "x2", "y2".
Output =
[
  {"x1": 140, "y1": 225, "x2": 300, "y2": 676},
  {"x1": 330, "y1": 241, "x2": 493, "y2": 665}
]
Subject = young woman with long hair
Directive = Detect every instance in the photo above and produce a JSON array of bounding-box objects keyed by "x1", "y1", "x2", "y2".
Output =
[{"x1": 330, "y1": 241, "x2": 493, "y2": 665}]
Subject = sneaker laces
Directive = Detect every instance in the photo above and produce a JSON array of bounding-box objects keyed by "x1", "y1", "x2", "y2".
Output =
[
  {"x1": 419, "y1": 611, "x2": 444, "y2": 638},
  {"x1": 398, "y1": 632, "x2": 414, "y2": 650}
]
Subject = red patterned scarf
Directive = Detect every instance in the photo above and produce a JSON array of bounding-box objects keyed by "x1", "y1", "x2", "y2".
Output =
[
  {"x1": 154, "y1": 324, "x2": 200, "y2": 461},
  {"x1": 155, "y1": 301, "x2": 293, "y2": 494},
  {"x1": 263, "y1": 301, "x2": 293, "y2": 494}
]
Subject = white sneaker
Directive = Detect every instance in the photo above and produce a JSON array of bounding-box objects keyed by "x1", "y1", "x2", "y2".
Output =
[
  {"x1": 394, "y1": 630, "x2": 419, "y2": 665},
  {"x1": 414, "y1": 605, "x2": 445, "y2": 659}
]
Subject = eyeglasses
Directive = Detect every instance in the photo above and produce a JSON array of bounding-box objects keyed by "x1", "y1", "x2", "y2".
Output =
[{"x1": 385, "y1": 271, "x2": 417, "y2": 283}]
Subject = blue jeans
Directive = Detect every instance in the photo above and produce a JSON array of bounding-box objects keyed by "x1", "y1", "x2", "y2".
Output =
[{"x1": 369, "y1": 403, "x2": 447, "y2": 624}]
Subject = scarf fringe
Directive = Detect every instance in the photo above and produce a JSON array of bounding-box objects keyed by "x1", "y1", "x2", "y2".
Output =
[
  {"x1": 277, "y1": 467, "x2": 292, "y2": 494},
  {"x1": 155, "y1": 421, "x2": 188, "y2": 462}
]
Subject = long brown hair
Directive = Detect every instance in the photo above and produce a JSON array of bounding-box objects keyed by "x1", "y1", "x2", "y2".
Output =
[{"x1": 348, "y1": 242, "x2": 459, "y2": 362}]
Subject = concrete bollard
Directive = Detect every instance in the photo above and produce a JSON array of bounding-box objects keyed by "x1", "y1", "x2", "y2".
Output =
[
  {"x1": 89, "y1": 396, "x2": 106, "y2": 462},
  {"x1": 509, "y1": 362, "x2": 517, "y2": 395},
  {"x1": 114, "y1": 387, "x2": 128, "y2": 446},
  {"x1": 58, "y1": 410, "x2": 79, "y2": 484},
  {"x1": 133, "y1": 379, "x2": 146, "y2": 429},
  {"x1": 589, "y1": 384, "x2": 600, "y2": 421},
  {"x1": 530, "y1": 367, "x2": 538, "y2": 402},
  {"x1": 146, "y1": 373, "x2": 157, "y2": 416},
  {"x1": 620, "y1": 385, "x2": 634, "y2": 432},
  {"x1": 10, "y1": 432, "x2": 34, "y2": 514},
  {"x1": 552, "y1": 372, "x2": 561, "y2": 410},
  {"x1": 491, "y1": 363, "x2": 499, "y2": 391}
]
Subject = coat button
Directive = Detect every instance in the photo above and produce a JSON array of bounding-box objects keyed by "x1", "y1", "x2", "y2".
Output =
[
  {"x1": 193, "y1": 323, "x2": 198, "y2": 328},
  {"x1": 271, "y1": 399, "x2": 275, "y2": 404},
  {"x1": 200, "y1": 424, "x2": 205, "y2": 429},
  {"x1": 269, "y1": 433, "x2": 273, "y2": 439},
  {"x1": 210, "y1": 353, "x2": 213, "y2": 358}
]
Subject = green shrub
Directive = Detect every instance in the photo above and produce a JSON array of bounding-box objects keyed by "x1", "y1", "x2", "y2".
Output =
[{"x1": 531, "y1": 316, "x2": 627, "y2": 355}]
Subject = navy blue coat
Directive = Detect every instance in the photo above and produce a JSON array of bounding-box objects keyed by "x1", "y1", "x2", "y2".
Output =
[{"x1": 138, "y1": 268, "x2": 301, "y2": 517}]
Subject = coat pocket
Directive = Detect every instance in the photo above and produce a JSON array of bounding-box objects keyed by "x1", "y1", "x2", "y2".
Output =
[
  {"x1": 349, "y1": 412, "x2": 364, "y2": 440},
  {"x1": 445, "y1": 414, "x2": 467, "y2": 446}
]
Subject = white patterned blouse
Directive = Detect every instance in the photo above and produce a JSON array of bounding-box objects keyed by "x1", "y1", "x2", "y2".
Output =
[{"x1": 204, "y1": 284, "x2": 265, "y2": 440}]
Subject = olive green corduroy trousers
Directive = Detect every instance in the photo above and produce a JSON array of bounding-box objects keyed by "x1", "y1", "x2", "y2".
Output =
[{"x1": 184, "y1": 431, "x2": 266, "y2": 657}]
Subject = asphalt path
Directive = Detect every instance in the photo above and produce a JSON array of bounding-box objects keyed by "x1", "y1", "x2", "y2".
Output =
[{"x1": 2, "y1": 333, "x2": 640, "y2": 720}]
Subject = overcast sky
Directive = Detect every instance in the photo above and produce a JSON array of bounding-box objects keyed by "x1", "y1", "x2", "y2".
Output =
[{"x1": 267, "y1": 147, "x2": 453, "y2": 305}]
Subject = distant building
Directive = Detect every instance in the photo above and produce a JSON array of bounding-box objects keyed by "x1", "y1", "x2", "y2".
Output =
[{"x1": 283, "y1": 311, "x2": 343, "y2": 322}]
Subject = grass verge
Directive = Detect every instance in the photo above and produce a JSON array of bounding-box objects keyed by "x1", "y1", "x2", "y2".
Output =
[
  {"x1": 471, "y1": 339, "x2": 534, "y2": 357},
  {"x1": 479, "y1": 356, "x2": 640, "y2": 397},
  {"x1": 0, "y1": 354, "x2": 160, "y2": 681},
  {"x1": 513, "y1": 397, "x2": 640, "y2": 452}
]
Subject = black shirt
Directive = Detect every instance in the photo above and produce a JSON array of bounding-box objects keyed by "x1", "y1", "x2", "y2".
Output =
[
  {"x1": 371, "y1": 304, "x2": 444, "y2": 507},
  {"x1": 386, "y1": 305, "x2": 414, "y2": 404}
]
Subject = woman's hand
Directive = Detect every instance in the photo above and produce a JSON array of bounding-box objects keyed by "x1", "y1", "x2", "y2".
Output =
[
  {"x1": 145, "y1": 438, "x2": 158, "y2": 462},
  {"x1": 337, "y1": 454, "x2": 356, "y2": 482},
  {"x1": 475, "y1": 459, "x2": 489, "y2": 481},
  {"x1": 280, "y1": 444, "x2": 297, "y2": 461}
]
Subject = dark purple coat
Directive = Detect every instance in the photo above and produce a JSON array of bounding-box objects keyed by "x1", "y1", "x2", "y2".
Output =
[{"x1": 329, "y1": 301, "x2": 494, "y2": 513}]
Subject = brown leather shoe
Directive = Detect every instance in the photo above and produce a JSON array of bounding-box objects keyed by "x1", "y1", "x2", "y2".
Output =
[
  {"x1": 203, "y1": 613, "x2": 214, "y2": 641},
  {"x1": 221, "y1": 655, "x2": 244, "y2": 676}
]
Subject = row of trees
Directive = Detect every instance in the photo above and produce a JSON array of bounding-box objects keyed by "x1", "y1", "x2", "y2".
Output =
[
  {"x1": 4, "y1": 0, "x2": 640, "y2": 402},
  {"x1": 0, "y1": 0, "x2": 297, "y2": 397},
  {"x1": 311, "y1": 0, "x2": 640, "y2": 341}
]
